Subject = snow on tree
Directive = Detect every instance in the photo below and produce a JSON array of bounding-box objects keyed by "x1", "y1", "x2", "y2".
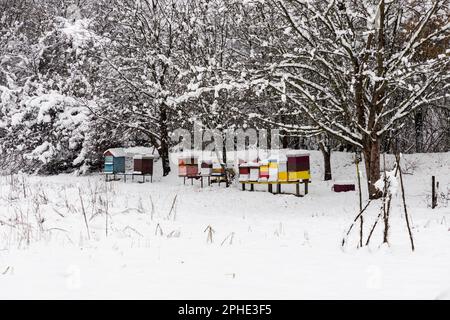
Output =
[
  {"x1": 267, "y1": 0, "x2": 449, "y2": 198},
  {"x1": 0, "y1": 0, "x2": 448, "y2": 177},
  {"x1": 181, "y1": 0, "x2": 449, "y2": 198},
  {"x1": 83, "y1": 0, "x2": 207, "y2": 176},
  {"x1": 0, "y1": 0, "x2": 96, "y2": 173}
]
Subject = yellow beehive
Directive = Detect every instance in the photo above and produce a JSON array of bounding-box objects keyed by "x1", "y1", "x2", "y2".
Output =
[
  {"x1": 278, "y1": 160, "x2": 288, "y2": 182},
  {"x1": 288, "y1": 171, "x2": 310, "y2": 181}
]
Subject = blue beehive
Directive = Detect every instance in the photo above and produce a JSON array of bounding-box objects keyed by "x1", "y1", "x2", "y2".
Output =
[{"x1": 103, "y1": 148, "x2": 127, "y2": 174}]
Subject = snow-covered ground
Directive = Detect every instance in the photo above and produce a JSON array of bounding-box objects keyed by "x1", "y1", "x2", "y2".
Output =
[{"x1": 0, "y1": 151, "x2": 449, "y2": 299}]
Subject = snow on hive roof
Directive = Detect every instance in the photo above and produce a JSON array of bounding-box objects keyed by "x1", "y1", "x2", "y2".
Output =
[
  {"x1": 124, "y1": 147, "x2": 154, "y2": 155},
  {"x1": 334, "y1": 180, "x2": 355, "y2": 185},
  {"x1": 267, "y1": 153, "x2": 287, "y2": 162},
  {"x1": 179, "y1": 155, "x2": 199, "y2": 160},
  {"x1": 104, "y1": 148, "x2": 127, "y2": 157},
  {"x1": 245, "y1": 161, "x2": 260, "y2": 167},
  {"x1": 133, "y1": 154, "x2": 154, "y2": 159},
  {"x1": 104, "y1": 147, "x2": 155, "y2": 157},
  {"x1": 286, "y1": 150, "x2": 310, "y2": 156}
]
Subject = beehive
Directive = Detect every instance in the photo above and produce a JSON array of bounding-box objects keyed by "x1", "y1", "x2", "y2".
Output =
[
  {"x1": 200, "y1": 160, "x2": 213, "y2": 176},
  {"x1": 179, "y1": 156, "x2": 199, "y2": 177},
  {"x1": 248, "y1": 162, "x2": 260, "y2": 181},
  {"x1": 133, "y1": 155, "x2": 154, "y2": 175},
  {"x1": 104, "y1": 155, "x2": 114, "y2": 174},
  {"x1": 238, "y1": 163, "x2": 250, "y2": 182},
  {"x1": 211, "y1": 162, "x2": 225, "y2": 176},
  {"x1": 103, "y1": 148, "x2": 126, "y2": 174},
  {"x1": 333, "y1": 182, "x2": 355, "y2": 192},
  {"x1": 287, "y1": 151, "x2": 310, "y2": 181},
  {"x1": 259, "y1": 160, "x2": 269, "y2": 181},
  {"x1": 278, "y1": 159, "x2": 288, "y2": 182},
  {"x1": 268, "y1": 158, "x2": 278, "y2": 182}
]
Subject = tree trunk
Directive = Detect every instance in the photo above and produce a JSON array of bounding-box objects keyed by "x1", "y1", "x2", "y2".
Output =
[
  {"x1": 158, "y1": 144, "x2": 171, "y2": 176},
  {"x1": 159, "y1": 105, "x2": 171, "y2": 176},
  {"x1": 222, "y1": 131, "x2": 230, "y2": 188},
  {"x1": 319, "y1": 141, "x2": 332, "y2": 181},
  {"x1": 281, "y1": 130, "x2": 289, "y2": 149},
  {"x1": 414, "y1": 109, "x2": 424, "y2": 153},
  {"x1": 363, "y1": 137, "x2": 382, "y2": 199}
]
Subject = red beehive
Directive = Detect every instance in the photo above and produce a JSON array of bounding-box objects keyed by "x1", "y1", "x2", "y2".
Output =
[
  {"x1": 239, "y1": 165, "x2": 250, "y2": 175},
  {"x1": 133, "y1": 155, "x2": 154, "y2": 175},
  {"x1": 179, "y1": 156, "x2": 199, "y2": 177},
  {"x1": 238, "y1": 164, "x2": 250, "y2": 182}
]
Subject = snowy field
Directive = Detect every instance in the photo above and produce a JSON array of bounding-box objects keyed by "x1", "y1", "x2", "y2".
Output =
[{"x1": 0, "y1": 151, "x2": 449, "y2": 299}]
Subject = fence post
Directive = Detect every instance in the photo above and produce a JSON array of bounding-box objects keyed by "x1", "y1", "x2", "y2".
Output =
[{"x1": 432, "y1": 176, "x2": 437, "y2": 209}]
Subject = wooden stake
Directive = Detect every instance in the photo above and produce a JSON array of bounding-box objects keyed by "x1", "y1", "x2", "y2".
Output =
[
  {"x1": 396, "y1": 154, "x2": 415, "y2": 251},
  {"x1": 356, "y1": 153, "x2": 363, "y2": 247},
  {"x1": 78, "y1": 187, "x2": 90, "y2": 240},
  {"x1": 204, "y1": 225, "x2": 215, "y2": 243},
  {"x1": 432, "y1": 176, "x2": 437, "y2": 209}
]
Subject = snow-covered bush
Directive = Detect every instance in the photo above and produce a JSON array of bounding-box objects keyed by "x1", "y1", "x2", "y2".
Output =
[{"x1": 1, "y1": 91, "x2": 91, "y2": 173}]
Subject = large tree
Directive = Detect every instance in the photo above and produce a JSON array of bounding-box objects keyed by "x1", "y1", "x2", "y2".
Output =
[
  {"x1": 85, "y1": 0, "x2": 198, "y2": 176},
  {"x1": 208, "y1": 0, "x2": 449, "y2": 198}
]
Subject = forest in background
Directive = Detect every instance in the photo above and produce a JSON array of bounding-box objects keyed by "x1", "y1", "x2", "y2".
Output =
[{"x1": 0, "y1": 0, "x2": 448, "y2": 198}]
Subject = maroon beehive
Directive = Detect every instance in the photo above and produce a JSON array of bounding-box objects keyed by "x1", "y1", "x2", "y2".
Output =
[
  {"x1": 286, "y1": 151, "x2": 310, "y2": 181},
  {"x1": 332, "y1": 183, "x2": 356, "y2": 192},
  {"x1": 133, "y1": 155, "x2": 154, "y2": 175},
  {"x1": 287, "y1": 153, "x2": 310, "y2": 171},
  {"x1": 239, "y1": 165, "x2": 250, "y2": 175}
]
